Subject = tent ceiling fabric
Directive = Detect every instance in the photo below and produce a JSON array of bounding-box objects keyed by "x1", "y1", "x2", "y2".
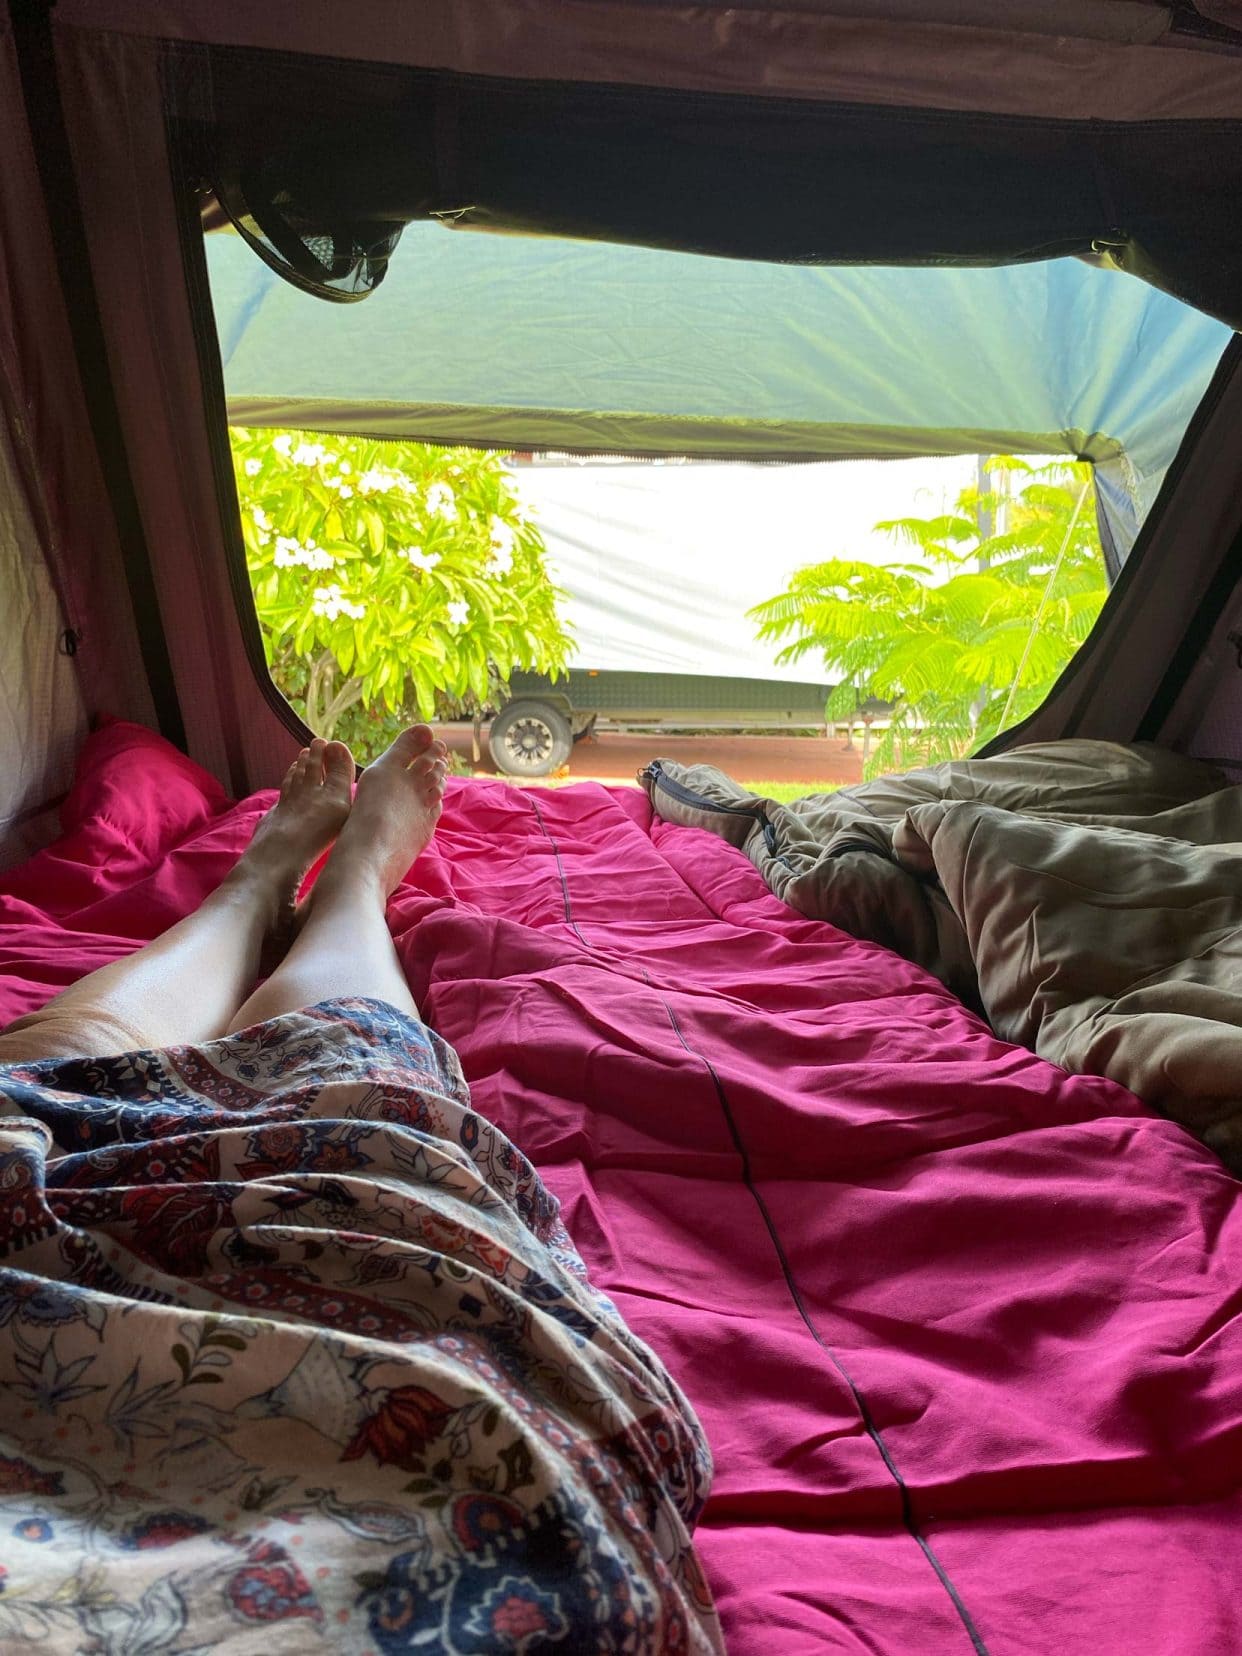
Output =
[
  {"x1": 786, "y1": 2, "x2": 1175, "y2": 42},
  {"x1": 58, "y1": 1, "x2": 1242, "y2": 118},
  {"x1": 207, "y1": 226, "x2": 1231, "y2": 559}
]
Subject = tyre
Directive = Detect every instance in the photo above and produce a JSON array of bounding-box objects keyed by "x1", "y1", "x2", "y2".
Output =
[{"x1": 488, "y1": 699, "x2": 573, "y2": 777}]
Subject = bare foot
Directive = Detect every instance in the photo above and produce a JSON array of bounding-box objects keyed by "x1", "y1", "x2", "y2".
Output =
[
  {"x1": 314, "y1": 724, "x2": 448, "y2": 901},
  {"x1": 236, "y1": 738, "x2": 355, "y2": 949}
]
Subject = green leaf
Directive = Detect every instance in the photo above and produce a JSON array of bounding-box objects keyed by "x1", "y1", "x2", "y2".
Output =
[
  {"x1": 411, "y1": 668, "x2": 437, "y2": 722},
  {"x1": 362, "y1": 506, "x2": 386, "y2": 557}
]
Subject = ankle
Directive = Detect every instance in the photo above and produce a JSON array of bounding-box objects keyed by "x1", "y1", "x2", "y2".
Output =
[
  {"x1": 310, "y1": 852, "x2": 390, "y2": 912},
  {"x1": 216, "y1": 860, "x2": 286, "y2": 931}
]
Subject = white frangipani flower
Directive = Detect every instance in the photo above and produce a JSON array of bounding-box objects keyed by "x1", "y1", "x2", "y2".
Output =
[
  {"x1": 273, "y1": 536, "x2": 336, "y2": 572},
  {"x1": 305, "y1": 542, "x2": 336, "y2": 571},
  {"x1": 311, "y1": 584, "x2": 366, "y2": 622},
  {"x1": 402, "y1": 546, "x2": 442, "y2": 573},
  {"x1": 252, "y1": 505, "x2": 271, "y2": 531},
  {"x1": 243, "y1": 459, "x2": 262, "y2": 477},
  {"x1": 293, "y1": 441, "x2": 330, "y2": 467},
  {"x1": 489, "y1": 518, "x2": 515, "y2": 556},
  {"x1": 446, "y1": 599, "x2": 470, "y2": 627},
  {"x1": 487, "y1": 517, "x2": 516, "y2": 577},
  {"x1": 272, "y1": 434, "x2": 293, "y2": 457},
  {"x1": 426, "y1": 482, "x2": 458, "y2": 522}
]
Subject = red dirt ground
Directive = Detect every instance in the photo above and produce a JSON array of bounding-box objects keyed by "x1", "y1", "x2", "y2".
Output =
[{"x1": 440, "y1": 725, "x2": 865, "y2": 788}]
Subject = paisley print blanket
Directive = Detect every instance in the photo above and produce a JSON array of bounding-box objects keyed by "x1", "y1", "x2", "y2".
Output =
[{"x1": 0, "y1": 997, "x2": 721, "y2": 1654}]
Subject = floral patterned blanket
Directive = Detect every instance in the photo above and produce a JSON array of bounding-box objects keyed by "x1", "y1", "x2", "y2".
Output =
[{"x1": 0, "y1": 998, "x2": 721, "y2": 1653}]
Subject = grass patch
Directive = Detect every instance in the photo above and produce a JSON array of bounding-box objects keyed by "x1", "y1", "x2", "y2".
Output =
[
  {"x1": 473, "y1": 774, "x2": 845, "y2": 803},
  {"x1": 738, "y1": 780, "x2": 843, "y2": 803}
]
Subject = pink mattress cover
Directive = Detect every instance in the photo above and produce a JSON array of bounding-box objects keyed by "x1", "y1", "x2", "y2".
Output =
[{"x1": 2, "y1": 720, "x2": 1240, "y2": 1654}]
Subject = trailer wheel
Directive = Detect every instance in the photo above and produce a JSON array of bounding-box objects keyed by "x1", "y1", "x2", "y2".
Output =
[{"x1": 488, "y1": 700, "x2": 573, "y2": 777}]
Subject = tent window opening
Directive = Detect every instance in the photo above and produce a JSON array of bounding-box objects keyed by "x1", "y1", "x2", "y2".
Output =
[
  {"x1": 222, "y1": 431, "x2": 1106, "y2": 780},
  {"x1": 201, "y1": 213, "x2": 1231, "y2": 781}
]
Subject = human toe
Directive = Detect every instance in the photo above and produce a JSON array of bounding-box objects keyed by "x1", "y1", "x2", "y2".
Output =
[
  {"x1": 384, "y1": 724, "x2": 436, "y2": 768},
  {"x1": 323, "y1": 740, "x2": 354, "y2": 790},
  {"x1": 408, "y1": 749, "x2": 447, "y2": 785}
]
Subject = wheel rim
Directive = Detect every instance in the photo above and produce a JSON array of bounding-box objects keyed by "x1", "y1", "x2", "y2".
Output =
[{"x1": 502, "y1": 715, "x2": 556, "y2": 770}]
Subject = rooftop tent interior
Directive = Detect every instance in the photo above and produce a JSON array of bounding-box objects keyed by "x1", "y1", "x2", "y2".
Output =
[
  {"x1": 6, "y1": 10, "x2": 1242, "y2": 1649},
  {"x1": 3, "y1": 0, "x2": 1242, "y2": 853}
]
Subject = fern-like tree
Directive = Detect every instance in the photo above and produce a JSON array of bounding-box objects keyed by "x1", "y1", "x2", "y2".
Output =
[
  {"x1": 233, "y1": 428, "x2": 572, "y2": 761},
  {"x1": 749, "y1": 457, "x2": 1108, "y2": 778}
]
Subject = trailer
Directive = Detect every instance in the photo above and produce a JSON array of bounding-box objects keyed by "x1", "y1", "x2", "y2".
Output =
[
  {"x1": 478, "y1": 456, "x2": 944, "y2": 774},
  {"x1": 486, "y1": 668, "x2": 856, "y2": 775}
]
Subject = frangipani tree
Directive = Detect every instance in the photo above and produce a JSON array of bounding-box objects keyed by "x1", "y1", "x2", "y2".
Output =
[
  {"x1": 750, "y1": 457, "x2": 1108, "y2": 778},
  {"x1": 232, "y1": 428, "x2": 572, "y2": 759}
]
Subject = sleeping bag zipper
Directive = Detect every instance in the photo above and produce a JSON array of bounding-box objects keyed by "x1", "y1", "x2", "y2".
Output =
[
  {"x1": 640, "y1": 760, "x2": 781, "y2": 855},
  {"x1": 641, "y1": 760, "x2": 899, "y2": 870}
]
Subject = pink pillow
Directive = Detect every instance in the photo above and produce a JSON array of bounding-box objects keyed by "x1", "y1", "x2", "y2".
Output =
[{"x1": 0, "y1": 719, "x2": 232, "y2": 915}]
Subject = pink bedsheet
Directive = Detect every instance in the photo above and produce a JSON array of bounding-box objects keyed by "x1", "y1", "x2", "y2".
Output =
[{"x1": 3, "y1": 720, "x2": 1240, "y2": 1653}]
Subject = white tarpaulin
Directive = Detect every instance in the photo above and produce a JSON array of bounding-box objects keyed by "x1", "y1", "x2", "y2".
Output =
[{"x1": 510, "y1": 455, "x2": 979, "y2": 683}]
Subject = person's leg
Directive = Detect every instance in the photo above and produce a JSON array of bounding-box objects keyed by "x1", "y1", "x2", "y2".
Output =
[
  {"x1": 228, "y1": 726, "x2": 447, "y2": 1031},
  {"x1": 0, "y1": 739, "x2": 355, "y2": 1063}
]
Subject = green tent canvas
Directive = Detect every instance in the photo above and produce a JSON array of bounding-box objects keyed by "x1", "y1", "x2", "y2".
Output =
[{"x1": 208, "y1": 226, "x2": 1230, "y2": 564}]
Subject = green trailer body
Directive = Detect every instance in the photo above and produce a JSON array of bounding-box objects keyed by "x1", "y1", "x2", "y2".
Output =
[{"x1": 487, "y1": 670, "x2": 880, "y2": 775}]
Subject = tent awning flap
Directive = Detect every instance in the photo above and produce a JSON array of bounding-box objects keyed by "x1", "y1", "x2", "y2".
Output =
[{"x1": 207, "y1": 227, "x2": 1231, "y2": 562}]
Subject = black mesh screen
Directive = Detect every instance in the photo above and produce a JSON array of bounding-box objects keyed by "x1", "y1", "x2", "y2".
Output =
[
  {"x1": 170, "y1": 47, "x2": 430, "y2": 301},
  {"x1": 171, "y1": 41, "x2": 1242, "y2": 325},
  {"x1": 210, "y1": 170, "x2": 402, "y2": 302}
]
